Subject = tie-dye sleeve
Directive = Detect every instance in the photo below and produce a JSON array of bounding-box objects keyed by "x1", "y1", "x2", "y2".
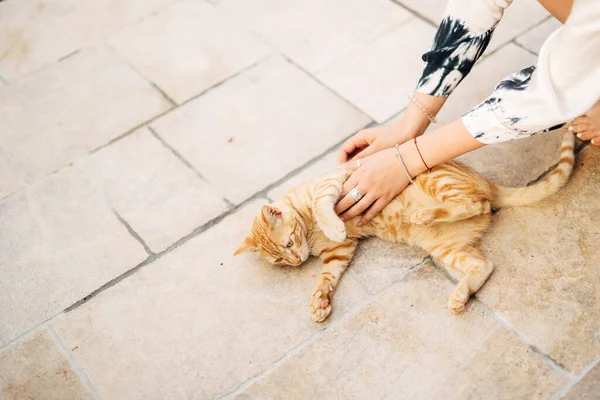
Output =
[
  {"x1": 415, "y1": 0, "x2": 513, "y2": 97},
  {"x1": 462, "y1": 0, "x2": 600, "y2": 144}
]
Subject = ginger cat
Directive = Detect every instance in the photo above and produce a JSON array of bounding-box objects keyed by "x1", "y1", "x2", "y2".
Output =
[{"x1": 235, "y1": 133, "x2": 575, "y2": 322}]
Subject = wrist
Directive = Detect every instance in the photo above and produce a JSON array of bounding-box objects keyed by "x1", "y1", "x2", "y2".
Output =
[
  {"x1": 390, "y1": 116, "x2": 424, "y2": 141},
  {"x1": 392, "y1": 93, "x2": 447, "y2": 140}
]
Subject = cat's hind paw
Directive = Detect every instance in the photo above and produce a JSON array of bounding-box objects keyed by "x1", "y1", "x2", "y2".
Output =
[
  {"x1": 310, "y1": 287, "x2": 333, "y2": 322},
  {"x1": 410, "y1": 210, "x2": 435, "y2": 225},
  {"x1": 320, "y1": 217, "x2": 347, "y2": 243},
  {"x1": 448, "y1": 284, "x2": 470, "y2": 313}
]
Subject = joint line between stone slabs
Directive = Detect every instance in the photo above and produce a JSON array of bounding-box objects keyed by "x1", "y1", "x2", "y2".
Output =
[
  {"x1": 475, "y1": 296, "x2": 574, "y2": 379},
  {"x1": 216, "y1": 295, "x2": 378, "y2": 400},
  {"x1": 515, "y1": 14, "x2": 556, "y2": 42},
  {"x1": 147, "y1": 126, "x2": 211, "y2": 185},
  {"x1": 216, "y1": 261, "x2": 430, "y2": 399},
  {"x1": 148, "y1": 124, "x2": 236, "y2": 211},
  {"x1": 511, "y1": 39, "x2": 539, "y2": 57},
  {"x1": 112, "y1": 209, "x2": 154, "y2": 256},
  {"x1": 169, "y1": 52, "x2": 274, "y2": 109},
  {"x1": 509, "y1": 15, "x2": 557, "y2": 48},
  {"x1": 106, "y1": 43, "x2": 178, "y2": 107},
  {"x1": 0, "y1": 313, "x2": 60, "y2": 352},
  {"x1": 243, "y1": 119, "x2": 376, "y2": 205},
  {"x1": 551, "y1": 356, "x2": 600, "y2": 400},
  {"x1": 58, "y1": 49, "x2": 82, "y2": 63},
  {"x1": 279, "y1": 53, "x2": 377, "y2": 121},
  {"x1": 47, "y1": 324, "x2": 101, "y2": 400},
  {"x1": 388, "y1": 0, "x2": 438, "y2": 29}
]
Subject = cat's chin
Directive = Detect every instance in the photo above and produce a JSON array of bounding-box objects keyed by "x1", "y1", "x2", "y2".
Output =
[{"x1": 288, "y1": 253, "x2": 309, "y2": 267}]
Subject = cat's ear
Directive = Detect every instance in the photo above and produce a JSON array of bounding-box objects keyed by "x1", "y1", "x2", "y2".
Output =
[
  {"x1": 261, "y1": 205, "x2": 282, "y2": 227},
  {"x1": 234, "y1": 235, "x2": 257, "y2": 256}
]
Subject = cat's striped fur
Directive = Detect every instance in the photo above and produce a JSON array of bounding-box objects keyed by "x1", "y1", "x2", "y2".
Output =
[{"x1": 235, "y1": 132, "x2": 575, "y2": 322}]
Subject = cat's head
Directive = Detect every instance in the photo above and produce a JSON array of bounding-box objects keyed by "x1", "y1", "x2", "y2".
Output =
[{"x1": 234, "y1": 205, "x2": 309, "y2": 266}]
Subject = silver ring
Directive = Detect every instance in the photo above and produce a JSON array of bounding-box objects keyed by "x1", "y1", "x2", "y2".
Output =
[
  {"x1": 349, "y1": 187, "x2": 362, "y2": 202},
  {"x1": 356, "y1": 159, "x2": 361, "y2": 168}
]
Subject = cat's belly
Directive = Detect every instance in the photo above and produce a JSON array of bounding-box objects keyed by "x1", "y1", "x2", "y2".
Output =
[{"x1": 358, "y1": 185, "x2": 444, "y2": 242}]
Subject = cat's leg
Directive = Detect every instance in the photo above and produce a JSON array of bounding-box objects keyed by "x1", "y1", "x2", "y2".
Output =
[
  {"x1": 410, "y1": 201, "x2": 491, "y2": 225},
  {"x1": 426, "y1": 244, "x2": 494, "y2": 312},
  {"x1": 312, "y1": 169, "x2": 352, "y2": 242},
  {"x1": 310, "y1": 238, "x2": 357, "y2": 322}
]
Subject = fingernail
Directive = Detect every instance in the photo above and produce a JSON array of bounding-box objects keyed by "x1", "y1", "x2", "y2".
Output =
[
  {"x1": 357, "y1": 221, "x2": 363, "y2": 227},
  {"x1": 568, "y1": 125, "x2": 574, "y2": 132},
  {"x1": 577, "y1": 133, "x2": 583, "y2": 139},
  {"x1": 340, "y1": 216, "x2": 346, "y2": 222}
]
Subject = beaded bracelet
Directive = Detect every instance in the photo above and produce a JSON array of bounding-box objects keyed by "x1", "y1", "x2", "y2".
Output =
[
  {"x1": 394, "y1": 144, "x2": 413, "y2": 184},
  {"x1": 408, "y1": 93, "x2": 438, "y2": 125}
]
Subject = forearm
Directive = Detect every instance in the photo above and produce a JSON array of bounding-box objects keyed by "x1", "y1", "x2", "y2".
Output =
[{"x1": 397, "y1": 119, "x2": 485, "y2": 177}]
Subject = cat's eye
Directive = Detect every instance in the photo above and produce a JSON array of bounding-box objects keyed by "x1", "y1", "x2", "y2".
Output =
[
  {"x1": 286, "y1": 240, "x2": 293, "y2": 248},
  {"x1": 275, "y1": 257, "x2": 283, "y2": 263}
]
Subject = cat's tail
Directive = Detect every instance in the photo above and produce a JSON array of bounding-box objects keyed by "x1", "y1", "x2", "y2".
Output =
[{"x1": 490, "y1": 132, "x2": 575, "y2": 209}]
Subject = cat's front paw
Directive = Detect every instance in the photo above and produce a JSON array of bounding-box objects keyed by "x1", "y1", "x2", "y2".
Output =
[
  {"x1": 410, "y1": 210, "x2": 434, "y2": 225},
  {"x1": 321, "y1": 218, "x2": 347, "y2": 243},
  {"x1": 310, "y1": 286, "x2": 333, "y2": 322}
]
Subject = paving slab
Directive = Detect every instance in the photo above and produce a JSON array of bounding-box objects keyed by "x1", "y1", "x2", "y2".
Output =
[
  {"x1": 108, "y1": 0, "x2": 270, "y2": 104},
  {"x1": 0, "y1": 0, "x2": 173, "y2": 81},
  {"x1": 477, "y1": 146, "x2": 600, "y2": 374},
  {"x1": 317, "y1": 17, "x2": 437, "y2": 123},
  {"x1": 516, "y1": 17, "x2": 562, "y2": 55},
  {"x1": 0, "y1": 329, "x2": 93, "y2": 400},
  {"x1": 0, "y1": 45, "x2": 172, "y2": 199},
  {"x1": 235, "y1": 264, "x2": 567, "y2": 399},
  {"x1": 75, "y1": 127, "x2": 228, "y2": 253},
  {"x1": 51, "y1": 201, "x2": 369, "y2": 400},
  {"x1": 457, "y1": 129, "x2": 567, "y2": 187},
  {"x1": 486, "y1": 0, "x2": 549, "y2": 52},
  {"x1": 350, "y1": 239, "x2": 426, "y2": 295},
  {"x1": 0, "y1": 166, "x2": 147, "y2": 346},
  {"x1": 217, "y1": 0, "x2": 412, "y2": 73},
  {"x1": 152, "y1": 56, "x2": 371, "y2": 204},
  {"x1": 564, "y1": 361, "x2": 600, "y2": 400},
  {"x1": 267, "y1": 150, "x2": 338, "y2": 200},
  {"x1": 395, "y1": 0, "x2": 549, "y2": 53}
]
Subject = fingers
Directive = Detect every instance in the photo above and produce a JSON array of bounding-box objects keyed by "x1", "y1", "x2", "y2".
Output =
[
  {"x1": 340, "y1": 193, "x2": 375, "y2": 222},
  {"x1": 359, "y1": 198, "x2": 389, "y2": 226},
  {"x1": 334, "y1": 175, "x2": 360, "y2": 215},
  {"x1": 338, "y1": 158, "x2": 359, "y2": 171},
  {"x1": 592, "y1": 138, "x2": 600, "y2": 145},
  {"x1": 337, "y1": 133, "x2": 369, "y2": 164},
  {"x1": 347, "y1": 143, "x2": 380, "y2": 162}
]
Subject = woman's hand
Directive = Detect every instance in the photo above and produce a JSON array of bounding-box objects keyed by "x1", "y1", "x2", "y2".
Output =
[
  {"x1": 337, "y1": 124, "x2": 411, "y2": 164},
  {"x1": 334, "y1": 148, "x2": 410, "y2": 225}
]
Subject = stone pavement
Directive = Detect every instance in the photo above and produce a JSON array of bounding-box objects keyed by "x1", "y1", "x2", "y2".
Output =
[{"x1": 0, "y1": 0, "x2": 598, "y2": 399}]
